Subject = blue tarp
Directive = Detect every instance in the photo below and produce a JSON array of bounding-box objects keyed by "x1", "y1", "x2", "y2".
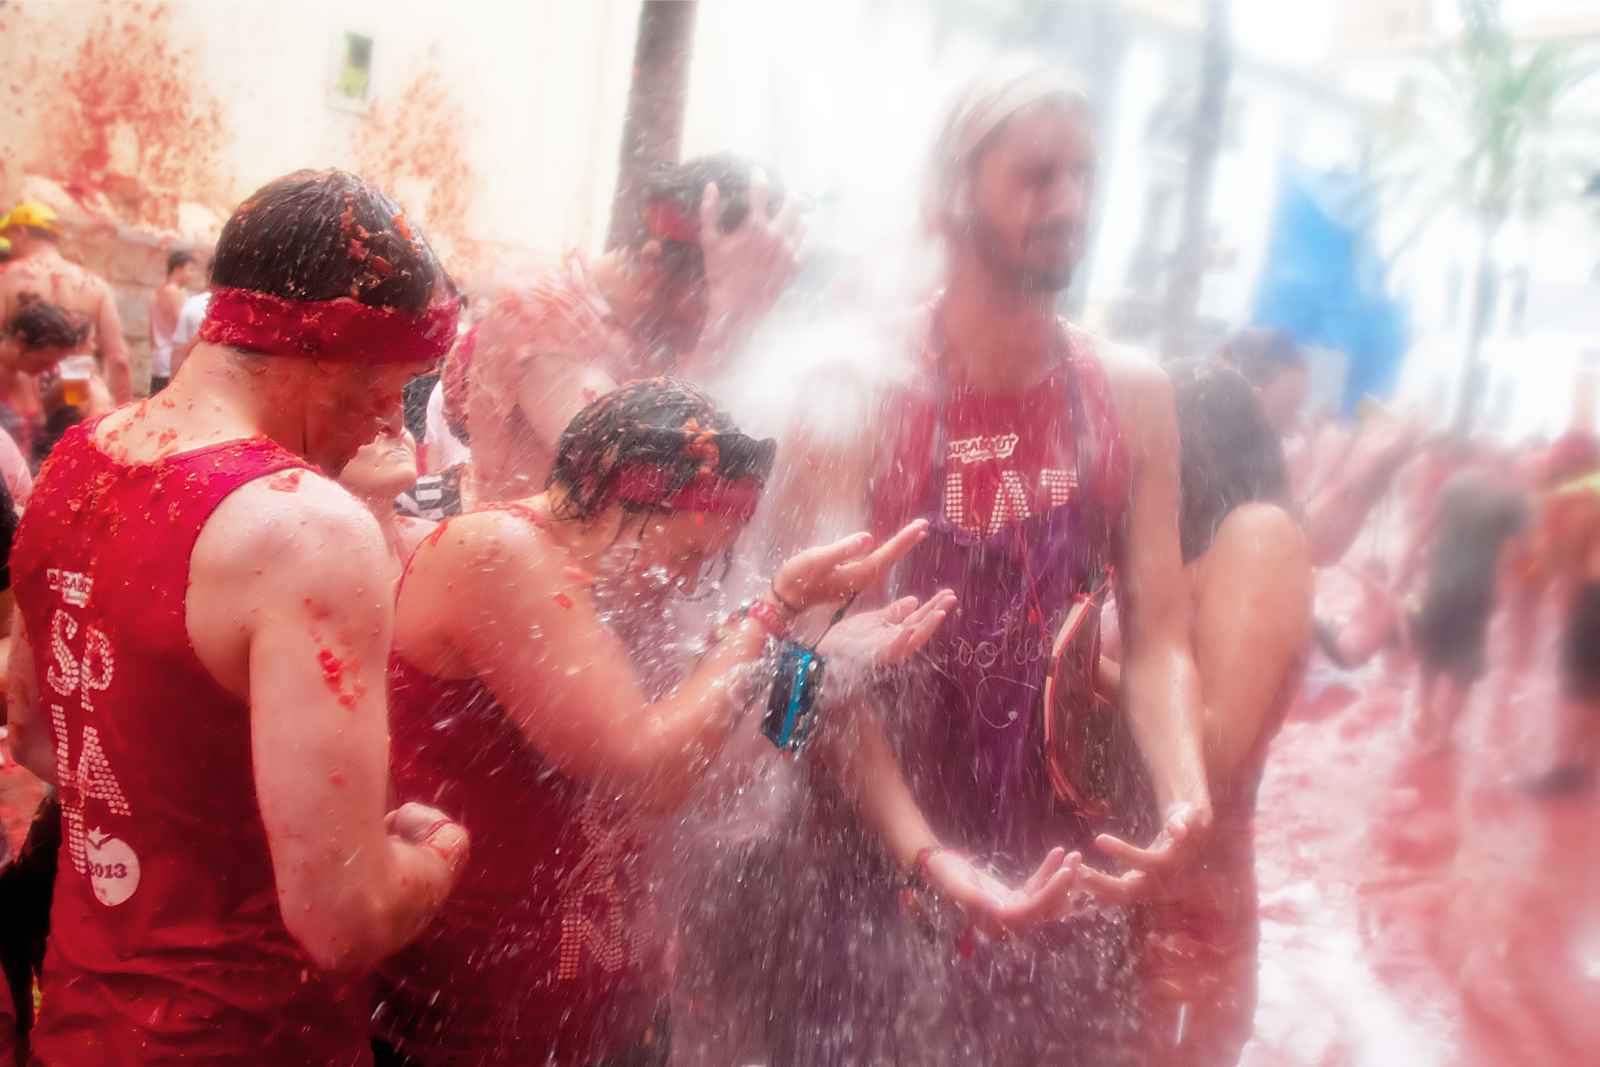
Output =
[{"x1": 1252, "y1": 163, "x2": 1410, "y2": 415}]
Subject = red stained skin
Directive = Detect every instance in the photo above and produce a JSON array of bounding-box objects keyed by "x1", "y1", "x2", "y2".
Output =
[
  {"x1": 264, "y1": 470, "x2": 303, "y2": 493},
  {"x1": 552, "y1": 592, "x2": 574, "y2": 610},
  {"x1": 317, "y1": 648, "x2": 343, "y2": 691}
]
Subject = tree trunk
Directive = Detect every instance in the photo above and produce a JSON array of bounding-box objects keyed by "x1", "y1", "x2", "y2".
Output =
[
  {"x1": 1158, "y1": 0, "x2": 1232, "y2": 361},
  {"x1": 1452, "y1": 218, "x2": 1500, "y2": 433},
  {"x1": 606, "y1": 1, "x2": 698, "y2": 250}
]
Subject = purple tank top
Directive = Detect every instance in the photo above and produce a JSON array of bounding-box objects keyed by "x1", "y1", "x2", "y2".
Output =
[{"x1": 875, "y1": 329, "x2": 1131, "y2": 879}]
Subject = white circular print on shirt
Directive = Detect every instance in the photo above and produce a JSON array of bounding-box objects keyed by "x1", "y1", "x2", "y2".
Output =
[{"x1": 86, "y1": 828, "x2": 141, "y2": 907}]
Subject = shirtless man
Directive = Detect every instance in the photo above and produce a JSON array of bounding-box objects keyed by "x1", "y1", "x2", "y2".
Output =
[
  {"x1": 148, "y1": 250, "x2": 199, "y2": 393},
  {"x1": 3, "y1": 170, "x2": 468, "y2": 1065},
  {"x1": 450, "y1": 155, "x2": 800, "y2": 507},
  {"x1": 0, "y1": 201, "x2": 131, "y2": 404}
]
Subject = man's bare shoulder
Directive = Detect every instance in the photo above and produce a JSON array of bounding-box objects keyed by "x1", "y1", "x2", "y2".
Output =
[
  {"x1": 197, "y1": 468, "x2": 387, "y2": 590},
  {"x1": 1071, "y1": 334, "x2": 1176, "y2": 465}
]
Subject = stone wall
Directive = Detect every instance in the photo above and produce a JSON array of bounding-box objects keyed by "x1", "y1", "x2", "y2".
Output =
[{"x1": 10, "y1": 176, "x2": 219, "y2": 397}]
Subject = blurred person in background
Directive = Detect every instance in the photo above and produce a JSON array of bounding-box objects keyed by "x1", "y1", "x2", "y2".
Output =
[
  {"x1": 0, "y1": 201, "x2": 131, "y2": 405},
  {"x1": 1218, "y1": 328, "x2": 1417, "y2": 567},
  {"x1": 148, "y1": 250, "x2": 200, "y2": 394},
  {"x1": 1508, "y1": 432, "x2": 1600, "y2": 792},
  {"x1": 440, "y1": 155, "x2": 802, "y2": 511},
  {"x1": 168, "y1": 282, "x2": 212, "y2": 380},
  {"x1": 1408, "y1": 449, "x2": 1529, "y2": 751}
]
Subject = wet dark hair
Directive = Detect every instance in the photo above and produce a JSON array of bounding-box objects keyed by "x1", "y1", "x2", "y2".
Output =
[
  {"x1": 635, "y1": 153, "x2": 785, "y2": 280},
  {"x1": 548, "y1": 377, "x2": 776, "y2": 522},
  {"x1": 210, "y1": 169, "x2": 444, "y2": 313},
  {"x1": 166, "y1": 250, "x2": 196, "y2": 276},
  {"x1": 5, "y1": 295, "x2": 90, "y2": 351},
  {"x1": 1171, "y1": 359, "x2": 1291, "y2": 562},
  {"x1": 1217, "y1": 328, "x2": 1307, "y2": 390}
]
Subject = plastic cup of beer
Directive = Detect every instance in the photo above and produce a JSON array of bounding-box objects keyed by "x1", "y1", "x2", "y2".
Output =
[{"x1": 60, "y1": 354, "x2": 94, "y2": 409}]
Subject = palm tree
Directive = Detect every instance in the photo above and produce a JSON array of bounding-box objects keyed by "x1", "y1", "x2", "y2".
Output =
[{"x1": 1373, "y1": 0, "x2": 1596, "y2": 431}]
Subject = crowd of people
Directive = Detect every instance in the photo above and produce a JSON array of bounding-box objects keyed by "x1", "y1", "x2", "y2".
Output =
[{"x1": 0, "y1": 62, "x2": 1594, "y2": 1067}]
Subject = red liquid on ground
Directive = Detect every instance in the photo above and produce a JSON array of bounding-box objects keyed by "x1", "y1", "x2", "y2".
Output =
[
  {"x1": 2, "y1": 586, "x2": 1593, "y2": 1064},
  {"x1": 1243, "y1": 595, "x2": 1598, "y2": 1066}
]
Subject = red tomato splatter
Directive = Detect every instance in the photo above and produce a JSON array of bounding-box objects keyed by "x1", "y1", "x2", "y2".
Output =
[
  {"x1": 355, "y1": 66, "x2": 481, "y2": 274},
  {"x1": 265, "y1": 470, "x2": 303, "y2": 493},
  {"x1": 9, "y1": 0, "x2": 229, "y2": 228},
  {"x1": 317, "y1": 648, "x2": 343, "y2": 692},
  {"x1": 552, "y1": 592, "x2": 574, "y2": 610}
]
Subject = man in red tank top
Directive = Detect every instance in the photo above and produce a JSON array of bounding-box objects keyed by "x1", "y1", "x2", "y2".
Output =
[
  {"x1": 4, "y1": 170, "x2": 469, "y2": 1067},
  {"x1": 802, "y1": 67, "x2": 1216, "y2": 1064}
]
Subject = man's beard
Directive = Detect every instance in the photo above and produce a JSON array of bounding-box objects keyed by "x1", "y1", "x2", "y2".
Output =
[{"x1": 971, "y1": 213, "x2": 1076, "y2": 294}]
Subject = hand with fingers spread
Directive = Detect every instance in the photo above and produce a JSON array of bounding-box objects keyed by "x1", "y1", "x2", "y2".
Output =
[
  {"x1": 772, "y1": 519, "x2": 929, "y2": 614},
  {"x1": 817, "y1": 589, "x2": 957, "y2": 669},
  {"x1": 1094, "y1": 801, "x2": 1212, "y2": 884},
  {"x1": 699, "y1": 171, "x2": 804, "y2": 342},
  {"x1": 920, "y1": 846, "x2": 1089, "y2": 936}
]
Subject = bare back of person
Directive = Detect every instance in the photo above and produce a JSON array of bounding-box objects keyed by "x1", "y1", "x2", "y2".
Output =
[
  {"x1": 0, "y1": 251, "x2": 109, "y2": 352},
  {"x1": 1, "y1": 249, "x2": 125, "y2": 409}
]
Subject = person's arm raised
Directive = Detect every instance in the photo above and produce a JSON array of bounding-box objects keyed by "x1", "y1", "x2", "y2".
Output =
[
  {"x1": 1099, "y1": 359, "x2": 1212, "y2": 876},
  {"x1": 199, "y1": 476, "x2": 467, "y2": 972},
  {"x1": 422, "y1": 514, "x2": 928, "y2": 811},
  {"x1": 681, "y1": 173, "x2": 803, "y2": 373}
]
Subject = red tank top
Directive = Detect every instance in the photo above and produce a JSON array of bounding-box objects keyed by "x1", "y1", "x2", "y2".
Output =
[
  {"x1": 378, "y1": 514, "x2": 659, "y2": 1066},
  {"x1": 9, "y1": 421, "x2": 371, "y2": 1067},
  {"x1": 871, "y1": 325, "x2": 1128, "y2": 539}
]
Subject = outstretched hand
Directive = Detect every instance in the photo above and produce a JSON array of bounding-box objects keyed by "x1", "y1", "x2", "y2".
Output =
[
  {"x1": 774, "y1": 520, "x2": 928, "y2": 613},
  {"x1": 817, "y1": 590, "x2": 957, "y2": 669},
  {"x1": 923, "y1": 847, "x2": 1083, "y2": 935},
  {"x1": 1093, "y1": 801, "x2": 1210, "y2": 883}
]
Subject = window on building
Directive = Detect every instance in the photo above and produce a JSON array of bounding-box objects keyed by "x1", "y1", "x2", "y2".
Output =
[{"x1": 335, "y1": 32, "x2": 374, "y2": 105}]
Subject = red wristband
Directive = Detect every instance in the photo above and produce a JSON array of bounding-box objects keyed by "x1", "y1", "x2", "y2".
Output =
[
  {"x1": 908, "y1": 844, "x2": 945, "y2": 887},
  {"x1": 746, "y1": 597, "x2": 790, "y2": 639}
]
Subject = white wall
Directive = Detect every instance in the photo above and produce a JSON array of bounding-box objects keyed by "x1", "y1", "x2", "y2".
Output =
[{"x1": 1, "y1": 0, "x2": 643, "y2": 280}]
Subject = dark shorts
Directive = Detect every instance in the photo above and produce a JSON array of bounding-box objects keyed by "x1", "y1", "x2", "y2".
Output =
[
  {"x1": 1562, "y1": 582, "x2": 1600, "y2": 701},
  {"x1": 1413, "y1": 585, "x2": 1492, "y2": 681}
]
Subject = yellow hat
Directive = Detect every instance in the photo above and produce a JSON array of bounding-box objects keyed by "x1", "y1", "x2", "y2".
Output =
[
  {"x1": 0, "y1": 236, "x2": 11, "y2": 255},
  {"x1": 0, "y1": 200, "x2": 60, "y2": 235}
]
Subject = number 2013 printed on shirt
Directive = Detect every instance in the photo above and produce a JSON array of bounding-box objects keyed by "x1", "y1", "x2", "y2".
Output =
[{"x1": 47, "y1": 601, "x2": 141, "y2": 907}]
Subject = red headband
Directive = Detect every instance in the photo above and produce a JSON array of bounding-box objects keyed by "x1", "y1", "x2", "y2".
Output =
[
  {"x1": 198, "y1": 287, "x2": 460, "y2": 364},
  {"x1": 613, "y1": 464, "x2": 762, "y2": 521},
  {"x1": 643, "y1": 198, "x2": 700, "y2": 245}
]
